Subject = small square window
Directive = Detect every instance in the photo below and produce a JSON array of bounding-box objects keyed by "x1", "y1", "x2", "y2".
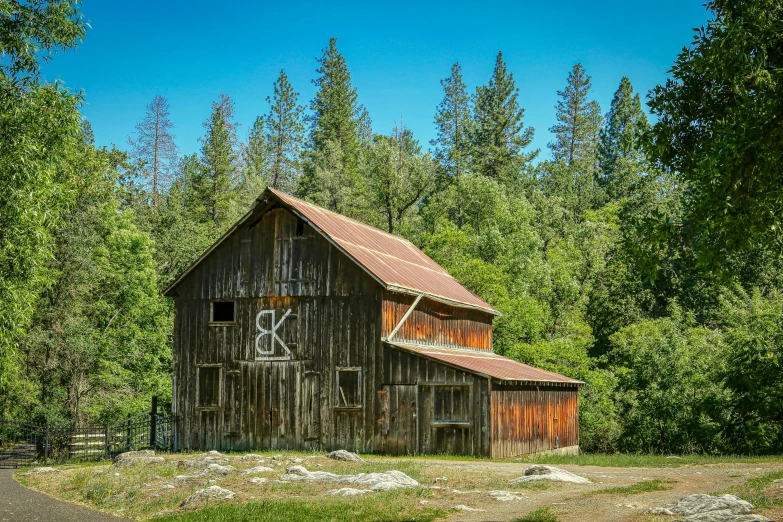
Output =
[
  {"x1": 295, "y1": 217, "x2": 305, "y2": 237},
  {"x1": 211, "y1": 301, "x2": 235, "y2": 323},
  {"x1": 336, "y1": 368, "x2": 361, "y2": 408}
]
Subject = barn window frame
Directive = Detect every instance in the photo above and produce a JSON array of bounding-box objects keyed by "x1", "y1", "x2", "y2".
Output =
[
  {"x1": 430, "y1": 384, "x2": 472, "y2": 427},
  {"x1": 196, "y1": 364, "x2": 223, "y2": 410},
  {"x1": 335, "y1": 367, "x2": 362, "y2": 410},
  {"x1": 210, "y1": 300, "x2": 236, "y2": 325}
]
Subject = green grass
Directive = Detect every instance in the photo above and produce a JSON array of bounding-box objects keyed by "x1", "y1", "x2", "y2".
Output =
[
  {"x1": 152, "y1": 497, "x2": 444, "y2": 522},
  {"x1": 722, "y1": 471, "x2": 783, "y2": 510},
  {"x1": 520, "y1": 453, "x2": 783, "y2": 468},
  {"x1": 513, "y1": 507, "x2": 561, "y2": 522},
  {"x1": 590, "y1": 479, "x2": 675, "y2": 496}
]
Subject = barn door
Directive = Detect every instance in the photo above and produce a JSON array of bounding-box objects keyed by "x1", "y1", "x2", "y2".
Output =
[{"x1": 383, "y1": 385, "x2": 418, "y2": 455}]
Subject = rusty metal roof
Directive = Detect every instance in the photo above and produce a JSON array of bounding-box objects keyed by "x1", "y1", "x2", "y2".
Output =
[
  {"x1": 268, "y1": 188, "x2": 498, "y2": 315},
  {"x1": 387, "y1": 342, "x2": 583, "y2": 386}
]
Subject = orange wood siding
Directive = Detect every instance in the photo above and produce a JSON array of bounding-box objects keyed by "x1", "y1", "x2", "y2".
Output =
[
  {"x1": 382, "y1": 291, "x2": 493, "y2": 351},
  {"x1": 490, "y1": 385, "x2": 579, "y2": 458}
]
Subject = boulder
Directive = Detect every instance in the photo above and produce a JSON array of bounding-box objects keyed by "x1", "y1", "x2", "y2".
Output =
[
  {"x1": 174, "y1": 463, "x2": 235, "y2": 481},
  {"x1": 180, "y1": 485, "x2": 234, "y2": 507},
  {"x1": 179, "y1": 457, "x2": 228, "y2": 468},
  {"x1": 114, "y1": 450, "x2": 165, "y2": 467},
  {"x1": 248, "y1": 477, "x2": 268, "y2": 485},
  {"x1": 646, "y1": 494, "x2": 772, "y2": 522},
  {"x1": 488, "y1": 490, "x2": 525, "y2": 501},
  {"x1": 326, "y1": 450, "x2": 364, "y2": 463},
  {"x1": 241, "y1": 466, "x2": 275, "y2": 475},
  {"x1": 280, "y1": 465, "x2": 418, "y2": 489},
  {"x1": 510, "y1": 465, "x2": 590, "y2": 484},
  {"x1": 239, "y1": 454, "x2": 264, "y2": 461},
  {"x1": 327, "y1": 487, "x2": 371, "y2": 496},
  {"x1": 454, "y1": 505, "x2": 485, "y2": 512},
  {"x1": 23, "y1": 467, "x2": 60, "y2": 475}
]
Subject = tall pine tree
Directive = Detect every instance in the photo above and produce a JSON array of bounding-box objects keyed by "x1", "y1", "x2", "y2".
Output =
[
  {"x1": 598, "y1": 77, "x2": 649, "y2": 200},
  {"x1": 549, "y1": 63, "x2": 602, "y2": 169},
  {"x1": 194, "y1": 94, "x2": 240, "y2": 227},
  {"x1": 432, "y1": 62, "x2": 473, "y2": 181},
  {"x1": 300, "y1": 38, "x2": 370, "y2": 208},
  {"x1": 127, "y1": 95, "x2": 178, "y2": 208},
  {"x1": 472, "y1": 52, "x2": 536, "y2": 185},
  {"x1": 264, "y1": 70, "x2": 305, "y2": 192}
]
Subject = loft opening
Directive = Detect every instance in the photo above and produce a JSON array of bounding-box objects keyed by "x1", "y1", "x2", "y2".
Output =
[
  {"x1": 211, "y1": 300, "x2": 235, "y2": 323},
  {"x1": 335, "y1": 368, "x2": 362, "y2": 409}
]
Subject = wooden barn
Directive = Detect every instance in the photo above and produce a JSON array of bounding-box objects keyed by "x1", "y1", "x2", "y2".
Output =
[{"x1": 163, "y1": 187, "x2": 583, "y2": 457}]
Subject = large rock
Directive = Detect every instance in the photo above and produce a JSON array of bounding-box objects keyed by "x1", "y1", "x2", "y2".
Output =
[
  {"x1": 180, "y1": 485, "x2": 234, "y2": 507},
  {"x1": 280, "y1": 465, "x2": 418, "y2": 490},
  {"x1": 646, "y1": 494, "x2": 772, "y2": 522},
  {"x1": 174, "y1": 463, "x2": 235, "y2": 481},
  {"x1": 327, "y1": 487, "x2": 371, "y2": 496},
  {"x1": 488, "y1": 490, "x2": 525, "y2": 501},
  {"x1": 23, "y1": 467, "x2": 60, "y2": 475},
  {"x1": 114, "y1": 450, "x2": 165, "y2": 467},
  {"x1": 179, "y1": 456, "x2": 229, "y2": 468},
  {"x1": 241, "y1": 466, "x2": 275, "y2": 475},
  {"x1": 327, "y1": 450, "x2": 364, "y2": 462},
  {"x1": 510, "y1": 465, "x2": 590, "y2": 484}
]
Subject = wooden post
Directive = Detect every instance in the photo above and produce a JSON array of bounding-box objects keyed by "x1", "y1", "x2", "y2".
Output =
[
  {"x1": 125, "y1": 415, "x2": 131, "y2": 451},
  {"x1": 150, "y1": 396, "x2": 158, "y2": 449},
  {"x1": 104, "y1": 424, "x2": 110, "y2": 459},
  {"x1": 43, "y1": 420, "x2": 49, "y2": 466}
]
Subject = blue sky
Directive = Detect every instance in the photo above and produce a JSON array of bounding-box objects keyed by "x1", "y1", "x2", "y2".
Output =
[{"x1": 41, "y1": 1, "x2": 712, "y2": 159}]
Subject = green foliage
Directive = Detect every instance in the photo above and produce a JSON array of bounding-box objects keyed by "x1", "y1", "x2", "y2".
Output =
[
  {"x1": 301, "y1": 37, "x2": 370, "y2": 209},
  {"x1": 432, "y1": 62, "x2": 473, "y2": 180},
  {"x1": 365, "y1": 124, "x2": 435, "y2": 234},
  {"x1": 718, "y1": 288, "x2": 783, "y2": 454},
  {"x1": 549, "y1": 63, "x2": 602, "y2": 170},
  {"x1": 598, "y1": 77, "x2": 649, "y2": 201},
  {"x1": 608, "y1": 308, "x2": 728, "y2": 454},
  {"x1": 647, "y1": 0, "x2": 783, "y2": 267},
  {"x1": 590, "y1": 479, "x2": 674, "y2": 495},
  {"x1": 259, "y1": 70, "x2": 305, "y2": 193},
  {"x1": 0, "y1": 0, "x2": 86, "y2": 81},
  {"x1": 514, "y1": 507, "x2": 561, "y2": 522},
  {"x1": 471, "y1": 52, "x2": 537, "y2": 184}
]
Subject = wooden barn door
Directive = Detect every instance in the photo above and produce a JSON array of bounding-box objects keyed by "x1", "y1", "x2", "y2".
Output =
[{"x1": 381, "y1": 385, "x2": 418, "y2": 455}]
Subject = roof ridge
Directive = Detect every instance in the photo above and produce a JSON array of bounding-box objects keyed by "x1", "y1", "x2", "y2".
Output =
[{"x1": 269, "y1": 187, "x2": 414, "y2": 246}]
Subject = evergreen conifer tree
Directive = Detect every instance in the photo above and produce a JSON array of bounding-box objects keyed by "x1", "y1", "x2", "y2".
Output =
[
  {"x1": 127, "y1": 95, "x2": 178, "y2": 208},
  {"x1": 549, "y1": 63, "x2": 602, "y2": 168},
  {"x1": 598, "y1": 77, "x2": 649, "y2": 200},
  {"x1": 300, "y1": 38, "x2": 370, "y2": 207},
  {"x1": 471, "y1": 52, "x2": 536, "y2": 185},
  {"x1": 262, "y1": 70, "x2": 305, "y2": 193},
  {"x1": 432, "y1": 62, "x2": 473, "y2": 181},
  {"x1": 195, "y1": 94, "x2": 240, "y2": 227}
]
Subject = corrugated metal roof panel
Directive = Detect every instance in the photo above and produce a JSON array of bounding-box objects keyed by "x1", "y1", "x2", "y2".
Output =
[
  {"x1": 270, "y1": 188, "x2": 498, "y2": 314},
  {"x1": 387, "y1": 342, "x2": 583, "y2": 385}
]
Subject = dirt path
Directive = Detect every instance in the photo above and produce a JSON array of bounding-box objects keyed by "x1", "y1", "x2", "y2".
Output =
[
  {"x1": 404, "y1": 459, "x2": 783, "y2": 521},
  {"x1": 0, "y1": 469, "x2": 128, "y2": 522}
]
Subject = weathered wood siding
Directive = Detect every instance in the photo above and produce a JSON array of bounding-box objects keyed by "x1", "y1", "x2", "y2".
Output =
[
  {"x1": 172, "y1": 206, "x2": 383, "y2": 452},
  {"x1": 379, "y1": 345, "x2": 492, "y2": 457},
  {"x1": 382, "y1": 291, "x2": 492, "y2": 351},
  {"x1": 490, "y1": 384, "x2": 579, "y2": 458}
]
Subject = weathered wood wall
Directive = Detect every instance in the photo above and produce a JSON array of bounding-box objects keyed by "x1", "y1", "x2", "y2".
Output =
[
  {"x1": 490, "y1": 384, "x2": 579, "y2": 458},
  {"x1": 172, "y1": 206, "x2": 383, "y2": 452},
  {"x1": 380, "y1": 345, "x2": 492, "y2": 456},
  {"x1": 382, "y1": 291, "x2": 492, "y2": 351}
]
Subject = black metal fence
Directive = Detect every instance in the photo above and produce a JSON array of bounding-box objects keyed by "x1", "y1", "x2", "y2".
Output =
[{"x1": 0, "y1": 398, "x2": 176, "y2": 469}]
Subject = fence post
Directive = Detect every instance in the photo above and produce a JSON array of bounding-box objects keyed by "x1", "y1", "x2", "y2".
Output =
[
  {"x1": 104, "y1": 424, "x2": 110, "y2": 459},
  {"x1": 150, "y1": 396, "x2": 157, "y2": 449},
  {"x1": 43, "y1": 420, "x2": 49, "y2": 466},
  {"x1": 125, "y1": 415, "x2": 131, "y2": 452}
]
